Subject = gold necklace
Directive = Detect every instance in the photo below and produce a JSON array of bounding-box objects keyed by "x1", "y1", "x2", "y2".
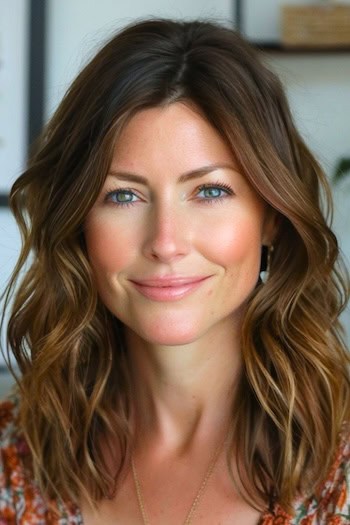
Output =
[{"x1": 131, "y1": 433, "x2": 227, "y2": 525}]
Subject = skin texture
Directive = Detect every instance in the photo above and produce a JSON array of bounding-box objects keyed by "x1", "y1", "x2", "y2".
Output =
[
  {"x1": 82, "y1": 102, "x2": 277, "y2": 523},
  {"x1": 85, "y1": 102, "x2": 276, "y2": 350}
]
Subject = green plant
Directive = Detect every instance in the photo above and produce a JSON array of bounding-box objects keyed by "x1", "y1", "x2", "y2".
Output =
[{"x1": 333, "y1": 157, "x2": 350, "y2": 185}]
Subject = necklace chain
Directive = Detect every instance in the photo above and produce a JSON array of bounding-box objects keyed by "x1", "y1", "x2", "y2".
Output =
[{"x1": 131, "y1": 432, "x2": 227, "y2": 525}]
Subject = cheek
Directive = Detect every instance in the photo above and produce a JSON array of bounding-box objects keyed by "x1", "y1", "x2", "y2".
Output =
[
  {"x1": 84, "y1": 217, "x2": 136, "y2": 274},
  {"x1": 206, "y1": 215, "x2": 262, "y2": 270}
]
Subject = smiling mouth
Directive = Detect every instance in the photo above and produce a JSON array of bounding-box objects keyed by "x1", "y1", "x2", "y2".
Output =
[{"x1": 129, "y1": 276, "x2": 211, "y2": 301}]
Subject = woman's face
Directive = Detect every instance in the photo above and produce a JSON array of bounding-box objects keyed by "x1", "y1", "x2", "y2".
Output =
[{"x1": 84, "y1": 102, "x2": 276, "y2": 346}]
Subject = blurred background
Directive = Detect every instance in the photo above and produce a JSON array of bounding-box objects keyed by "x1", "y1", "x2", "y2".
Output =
[{"x1": 1, "y1": 0, "x2": 350, "y2": 397}]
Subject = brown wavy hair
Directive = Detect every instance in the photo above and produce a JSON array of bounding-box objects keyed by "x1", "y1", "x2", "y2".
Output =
[{"x1": 1, "y1": 18, "x2": 349, "y2": 513}]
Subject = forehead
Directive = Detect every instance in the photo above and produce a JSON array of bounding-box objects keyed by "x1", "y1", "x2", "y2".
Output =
[{"x1": 110, "y1": 102, "x2": 240, "y2": 175}]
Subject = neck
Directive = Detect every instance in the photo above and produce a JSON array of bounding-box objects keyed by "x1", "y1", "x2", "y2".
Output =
[{"x1": 124, "y1": 321, "x2": 242, "y2": 455}]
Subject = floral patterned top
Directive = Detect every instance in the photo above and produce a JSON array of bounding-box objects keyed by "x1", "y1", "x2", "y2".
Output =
[{"x1": 1, "y1": 394, "x2": 349, "y2": 524}]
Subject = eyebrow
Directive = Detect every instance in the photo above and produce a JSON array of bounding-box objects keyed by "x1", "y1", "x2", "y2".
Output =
[{"x1": 107, "y1": 163, "x2": 238, "y2": 185}]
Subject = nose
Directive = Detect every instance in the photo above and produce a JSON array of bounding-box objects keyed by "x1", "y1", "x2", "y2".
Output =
[{"x1": 142, "y1": 203, "x2": 190, "y2": 263}]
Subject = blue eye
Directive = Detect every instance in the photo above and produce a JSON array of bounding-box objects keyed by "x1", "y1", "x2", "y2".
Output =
[
  {"x1": 199, "y1": 187, "x2": 224, "y2": 199},
  {"x1": 197, "y1": 183, "x2": 233, "y2": 201},
  {"x1": 105, "y1": 189, "x2": 138, "y2": 205}
]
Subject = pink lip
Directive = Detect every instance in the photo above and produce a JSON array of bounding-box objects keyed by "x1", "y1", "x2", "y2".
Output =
[{"x1": 129, "y1": 276, "x2": 211, "y2": 301}]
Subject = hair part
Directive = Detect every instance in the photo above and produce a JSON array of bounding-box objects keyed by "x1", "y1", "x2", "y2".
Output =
[{"x1": 2, "y1": 17, "x2": 349, "y2": 515}]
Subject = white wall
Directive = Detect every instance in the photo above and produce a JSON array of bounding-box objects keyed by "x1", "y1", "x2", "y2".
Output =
[
  {"x1": 0, "y1": 209, "x2": 22, "y2": 368},
  {"x1": 262, "y1": 54, "x2": 350, "y2": 334},
  {"x1": 0, "y1": 0, "x2": 29, "y2": 373},
  {"x1": 0, "y1": 0, "x2": 29, "y2": 192},
  {"x1": 263, "y1": 54, "x2": 350, "y2": 242},
  {"x1": 45, "y1": 0, "x2": 235, "y2": 117}
]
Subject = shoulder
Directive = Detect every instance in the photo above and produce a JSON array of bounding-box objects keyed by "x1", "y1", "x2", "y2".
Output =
[
  {"x1": 316, "y1": 425, "x2": 350, "y2": 520},
  {"x1": 0, "y1": 395, "x2": 44, "y2": 524},
  {"x1": 0, "y1": 395, "x2": 82, "y2": 524},
  {"x1": 0, "y1": 395, "x2": 28, "y2": 476},
  {"x1": 294, "y1": 425, "x2": 350, "y2": 524},
  {"x1": 0, "y1": 395, "x2": 20, "y2": 445},
  {"x1": 262, "y1": 426, "x2": 350, "y2": 525}
]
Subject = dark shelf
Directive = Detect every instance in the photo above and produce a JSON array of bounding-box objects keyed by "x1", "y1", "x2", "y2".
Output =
[
  {"x1": 0, "y1": 194, "x2": 9, "y2": 208},
  {"x1": 251, "y1": 41, "x2": 350, "y2": 54}
]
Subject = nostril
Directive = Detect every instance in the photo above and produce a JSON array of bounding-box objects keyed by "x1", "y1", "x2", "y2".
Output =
[{"x1": 142, "y1": 221, "x2": 190, "y2": 262}]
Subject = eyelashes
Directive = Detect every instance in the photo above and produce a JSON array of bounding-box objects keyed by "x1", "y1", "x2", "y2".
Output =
[
  {"x1": 103, "y1": 188, "x2": 138, "y2": 207},
  {"x1": 198, "y1": 182, "x2": 233, "y2": 201},
  {"x1": 102, "y1": 181, "x2": 234, "y2": 208}
]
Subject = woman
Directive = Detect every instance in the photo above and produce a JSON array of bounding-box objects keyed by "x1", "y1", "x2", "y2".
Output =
[{"x1": 0, "y1": 18, "x2": 349, "y2": 524}]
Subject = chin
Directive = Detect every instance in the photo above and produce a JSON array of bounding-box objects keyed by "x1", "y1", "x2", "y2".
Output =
[{"x1": 133, "y1": 322, "x2": 203, "y2": 347}]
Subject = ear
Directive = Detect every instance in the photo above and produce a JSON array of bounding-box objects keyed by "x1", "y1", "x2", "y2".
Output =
[{"x1": 262, "y1": 207, "x2": 280, "y2": 246}]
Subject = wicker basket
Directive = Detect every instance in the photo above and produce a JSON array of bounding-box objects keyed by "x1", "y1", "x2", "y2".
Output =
[{"x1": 281, "y1": 4, "x2": 350, "y2": 48}]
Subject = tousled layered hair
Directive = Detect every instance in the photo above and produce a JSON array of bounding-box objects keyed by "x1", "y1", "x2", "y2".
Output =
[{"x1": 1, "y1": 18, "x2": 349, "y2": 513}]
